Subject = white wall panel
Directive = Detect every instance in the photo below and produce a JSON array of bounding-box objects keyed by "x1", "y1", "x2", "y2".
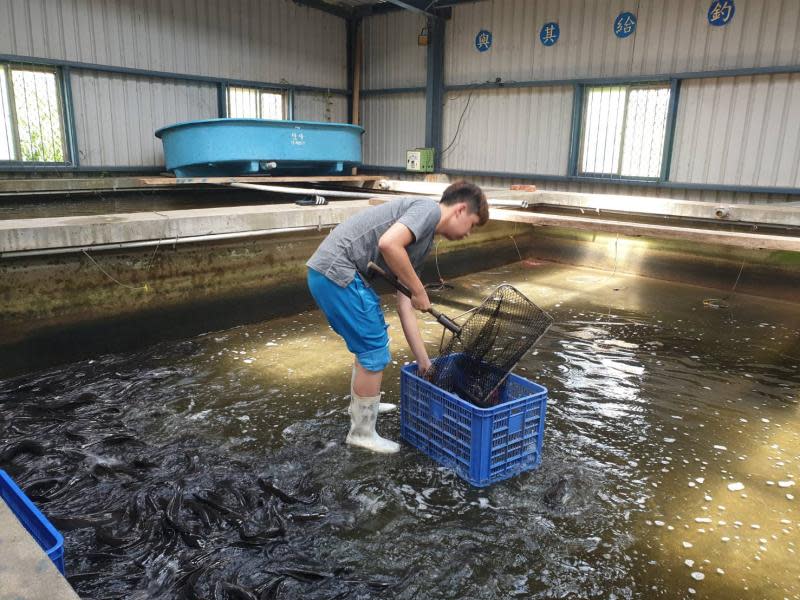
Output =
[
  {"x1": 71, "y1": 72, "x2": 216, "y2": 166},
  {"x1": 361, "y1": 93, "x2": 425, "y2": 168},
  {"x1": 0, "y1": 0, "x2": 348, "y2": 168},
  {"x1": 441, "y1": 86, "x2": 573, "y2": 174},
  {"x1": 293, "y1": 92, "x2": 348, "y2": 123},
  {"x1": 362, "y1": 12, "x2": 427, "y2": 89},
  {"x1": 671, "y1": 74, "x2": 800, "y2": 188},
  {"x1": 0, "y1": 0, "x2": 346, "y2": 89},
  {"x1": 446, "y1": 0, "x2": 800, "y2": 85}
]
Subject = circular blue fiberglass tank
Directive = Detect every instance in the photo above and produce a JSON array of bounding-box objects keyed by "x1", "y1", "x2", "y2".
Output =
[{"x1": 155, "y1": 118, "x2": 365, "y2": 177}]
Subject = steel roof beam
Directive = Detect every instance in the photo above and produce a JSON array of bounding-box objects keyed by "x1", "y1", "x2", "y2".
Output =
[
  {"x1": 291, "y1": 0, "x2": 351, "y2": 19},
  {"x1": 382, "y1": 0, "x2": 435, "y2": 17}
]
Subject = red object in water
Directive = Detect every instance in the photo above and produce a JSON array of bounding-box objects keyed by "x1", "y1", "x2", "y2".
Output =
[{"x1": 522, "y1": 259, "x2": 546, "y2": 268}]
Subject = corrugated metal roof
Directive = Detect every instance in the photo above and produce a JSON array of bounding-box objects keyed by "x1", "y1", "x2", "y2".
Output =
[
  {"x1": 71, "y1": 73, "x2": 216, "y2": 166},
  {"x1": 445, "y1": 0, "x2": 800, "y2": 85},
  {"x1": 440, "y1": 86, "x2": 573, "y2": 174},
  {"x1": 361, "y1": 93, "x2": 426, "y2": 166},
  {"x1": 0, "y1": 0, "x2": 347, "y2": 89},
  {"x1": 672, "y1": 73, "x2": 800, "y2": 188},
  {"x1": 363, "y1": 12, "x2": 428, "y2": 89}
]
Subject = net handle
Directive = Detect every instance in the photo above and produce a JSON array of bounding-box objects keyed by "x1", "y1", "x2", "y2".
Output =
[{"x1": 367, "y1": 261, "x2": 462, "y2": 336}]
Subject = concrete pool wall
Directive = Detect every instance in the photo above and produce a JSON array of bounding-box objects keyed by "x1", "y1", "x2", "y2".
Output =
[
  {"x1": 1, "y1": 195, "x2": 797, "y2": 377},
  {"x1": 0, "y1": 204, "x2": 531, "y2": 375}
]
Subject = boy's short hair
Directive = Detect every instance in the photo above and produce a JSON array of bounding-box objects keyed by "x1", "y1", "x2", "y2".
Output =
[{"x1": 440, "y1": 180, "x2": 489, "y2": 225}]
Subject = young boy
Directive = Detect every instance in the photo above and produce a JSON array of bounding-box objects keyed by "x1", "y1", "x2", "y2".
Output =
[{"x1": 306, "y1": 181, "x2": 489, "y2": 453}]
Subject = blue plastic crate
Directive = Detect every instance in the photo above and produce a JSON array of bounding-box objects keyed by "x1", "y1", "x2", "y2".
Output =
[
  {"x1": 400, "y1": 357, "x2": 548, "y2": 487},
  {"x1": 0, "y1": 469, "x2": 65, "y2": 575}
]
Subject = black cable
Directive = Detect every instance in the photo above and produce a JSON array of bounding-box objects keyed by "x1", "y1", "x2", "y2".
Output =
[{"x1": 440, "y1": 90, "x2": 474, "y2": 158}]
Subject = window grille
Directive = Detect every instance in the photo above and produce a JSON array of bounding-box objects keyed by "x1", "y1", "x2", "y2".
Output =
[
  {"x1": 579, "y1": 84, "x2": 671, "y2": 179},
  {"x1": 226, "y1": 86, "x2": 285, "y2": 119},
  {"x1": 0, "y1": 64, "x2": 66, "y2": 163}
]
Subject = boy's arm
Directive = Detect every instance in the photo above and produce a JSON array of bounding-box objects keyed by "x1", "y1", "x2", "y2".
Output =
[
  {"x1": 377, "y1": 222, "x2": 431, "y2": 311},
  {"x1": 397, "y1": 291, "x2": 432, "y2": 374}
]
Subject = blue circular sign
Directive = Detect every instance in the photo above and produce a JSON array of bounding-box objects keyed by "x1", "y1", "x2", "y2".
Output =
[
  {"x1": 475, "y1": 29, "x2": 492, "y2": 52},
  {"x1": 614, "y1": 12, "x2": 637, "y2": 38},
  {"x1": 708, "y1": 0, "x2": 735, "y2": 26},
  {"x1": 540, "y1": 22, "x2": 560, "y2": 46}
]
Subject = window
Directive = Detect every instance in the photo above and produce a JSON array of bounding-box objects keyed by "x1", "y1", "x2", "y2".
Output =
[
  {"x1": 0, "y1": 64, "x2": 66, "y2": 162},
  {"x1": 579, "y1": 84, "x2": 670, "y2": 179},
  {"x1": 226, "y1": 86, "x2": 286, "y2": 119}
]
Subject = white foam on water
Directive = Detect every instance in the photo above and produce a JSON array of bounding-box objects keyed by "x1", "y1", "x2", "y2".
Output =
[
  {"x1": 727, "y1": 482, "x2": 745, "y2": 492},
  {"x1": 188, "y1": 409, "x2": 212, "y2": 421}
]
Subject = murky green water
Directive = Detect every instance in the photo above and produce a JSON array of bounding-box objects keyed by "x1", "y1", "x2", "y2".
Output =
[{"x1": 1, "y1": 260, "x2": 798, "y2": 599}]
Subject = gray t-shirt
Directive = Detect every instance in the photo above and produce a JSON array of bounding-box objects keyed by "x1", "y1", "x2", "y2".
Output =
[{"x1": 306, "y1": 196, "x2": 441, "y2": 287}]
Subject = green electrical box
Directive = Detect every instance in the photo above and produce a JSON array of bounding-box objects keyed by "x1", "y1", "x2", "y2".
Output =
[{"x1": 406, "y1": 148, "x2": 435, "y2": 172}]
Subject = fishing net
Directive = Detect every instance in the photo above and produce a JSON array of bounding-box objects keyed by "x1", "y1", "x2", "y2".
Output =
[{"x1": 424, "y1": 285, "x2": 553, "y2": 408}]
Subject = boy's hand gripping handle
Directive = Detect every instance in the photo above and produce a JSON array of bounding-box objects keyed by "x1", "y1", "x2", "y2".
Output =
[{"x1": 367, "y1": 261, "x2": 462, "y2": 336}]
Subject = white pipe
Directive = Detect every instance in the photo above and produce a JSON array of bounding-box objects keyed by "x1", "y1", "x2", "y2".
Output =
[
  {"x1": 1, "y1": 225, "x2": 329, "y2": 258},
  {"x1": 230, "y1": 182, "x2": 528, "y2": 207},
  {"x1": 488, "y1": 199, "x2": 529, "y2": 208},
  {"x1": 229, "y1": 182, "x2": 382, "y2": 199}
]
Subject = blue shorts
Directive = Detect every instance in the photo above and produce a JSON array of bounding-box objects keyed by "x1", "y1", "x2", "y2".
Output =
[{"x1": 307, "y1": 268, "x2": 391, "y2": 372}]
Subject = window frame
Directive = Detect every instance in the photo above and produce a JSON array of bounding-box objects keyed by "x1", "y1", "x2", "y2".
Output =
[
  {"x1": 0, "y1": 62, "x2": 70, "y2": 165},
  {"x1": 225, "y1": 85, "x2": 289, "y2": 120},
  {"x1": 576, "y1": 82, "x2": 672, "y2": 182}
]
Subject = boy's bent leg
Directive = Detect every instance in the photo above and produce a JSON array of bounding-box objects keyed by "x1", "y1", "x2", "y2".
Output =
[
  {"x1": 349, "y1": 364, "x2": 396, "y2": 414},
  {"x1": 306, "y1": 269, "x2": 398, "y2": 452},
  {"x1": 346, "y1": 359, "x2": 399, "y2": 454}
]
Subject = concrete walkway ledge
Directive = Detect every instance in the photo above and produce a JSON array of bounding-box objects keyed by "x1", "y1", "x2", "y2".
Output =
[
  {"x1": 0, "y1": 201, "x2": 371, "y2": 254},
  {"x1": 0, "y1": 498, "x2": 80, "y2": 600}
]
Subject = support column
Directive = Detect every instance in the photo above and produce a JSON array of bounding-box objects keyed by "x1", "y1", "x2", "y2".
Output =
[
  {"x1": 425, "y1": 16, "x2": 445, "y2": 171},
  {"x1": 61, "y1": 66, "x2": 79, "y2": 166},
  {"x1": 346, "y1": 18, "x2": 362, "y2": 125}
]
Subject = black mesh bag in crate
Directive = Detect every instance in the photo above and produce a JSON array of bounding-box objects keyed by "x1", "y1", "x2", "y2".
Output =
[
  {"x1": 367, "y1": 262, "x2": 553, "y2": 408},
  {"x1": 426, "y1": 284, "x2": 553, "y2": 407}
]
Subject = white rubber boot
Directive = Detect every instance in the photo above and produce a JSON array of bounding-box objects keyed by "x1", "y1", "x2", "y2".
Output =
[
  {"x1": 349, "y1": 365, "x2": 396, "y2": 414},
  {"x1": 346, "y1": 392, "x2": 400, "y2": 454}
]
